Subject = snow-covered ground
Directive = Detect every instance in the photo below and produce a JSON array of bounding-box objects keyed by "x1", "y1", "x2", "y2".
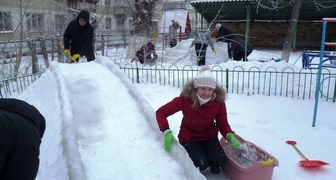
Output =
[{"x1": 10, "y1": 39, "x2": 336, "y2": 180}]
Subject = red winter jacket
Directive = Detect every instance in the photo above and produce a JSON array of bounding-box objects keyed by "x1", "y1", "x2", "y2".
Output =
[{"x1": 156, "y1": 81, "x2": 234, "y2": 143}]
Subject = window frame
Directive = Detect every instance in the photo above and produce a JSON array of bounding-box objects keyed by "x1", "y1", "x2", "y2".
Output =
[
  {"x1": 26, "y1": 13, "x2": 44, "y2": 32},
  {"x1": 0, "y1": 11, "x2": 13, "y2": 32}
]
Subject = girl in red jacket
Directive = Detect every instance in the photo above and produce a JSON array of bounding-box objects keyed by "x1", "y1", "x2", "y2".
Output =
[{"x1": 156, "y1": 66, "x2": 240, "y2": 174}]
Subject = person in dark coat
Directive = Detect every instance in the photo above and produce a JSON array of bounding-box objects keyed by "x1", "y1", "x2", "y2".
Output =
[
  {"x1": 63, "y1": 10, "x2": 95, "y2": 62},
  {"x1": 214, "y1": 23, "x2": 236, "y2": 59},
  {"x1": 156, "y1": 66, "x2": 241, "y2": 174},
  {"x1": 0, "y1": 98, "x2": 46, "y2": 180},
  {"x1": 132, "y1": 42, "x2": 158, "y2": 64},
  {"x1": 230, "y1": 39, "x2": 254, "y2": 61}
]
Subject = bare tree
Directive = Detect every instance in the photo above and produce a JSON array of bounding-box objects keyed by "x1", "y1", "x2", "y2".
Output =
[
  {"x1": 133, "y1": 1, "x2": 155, "y2": 36},
  {"x1": 126, "y1": 0, "x2": 162, "y2": 60},
  {"x1": 281, "y1": 0, "x2": 303, "y2": 62}
]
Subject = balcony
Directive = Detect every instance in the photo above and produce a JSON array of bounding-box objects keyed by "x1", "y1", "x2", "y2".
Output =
[{"x1": 113, "y1": 6, "x2": 131, "y2": 15}]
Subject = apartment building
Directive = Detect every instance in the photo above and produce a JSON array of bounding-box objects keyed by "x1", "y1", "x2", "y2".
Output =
[{"x1": 0, "y1": 0, "x2": 134, "y2": 42}]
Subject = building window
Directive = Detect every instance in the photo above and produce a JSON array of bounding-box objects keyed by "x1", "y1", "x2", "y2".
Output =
[
  {"x1": 55, "y1": 15, "x2": 65, "y2": 32},
  {"x1": 106, "y1": 18, "x2": 112, "y2": 29},
  {"x1": 26, "y1": 13, "x2": 44, "y2": 31},
  {"x1": 115, "y1": 0, "x2": 127, "y2": 6},
  {"x1": 116, "y1": 18, "x2": 125, "y2": 31},
  {"x1": 0, "y1": 12, "x2": 12, "y2": 31},
  {"x1": 128, "y1": 20, "x2": 133, "y2": 31}
]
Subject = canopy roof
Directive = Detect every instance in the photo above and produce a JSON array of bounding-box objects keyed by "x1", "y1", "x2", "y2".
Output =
[{"x1": 190, "y1": 0, "x2": 336, "y2": 22}]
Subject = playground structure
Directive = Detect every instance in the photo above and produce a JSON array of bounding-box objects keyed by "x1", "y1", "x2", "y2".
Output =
[
  {"x1": 312, "y1": 17, "x2": 336, "y2": 127},
  {"x1": 302, "y1": 50, "x2": 336, "y2": 69}
]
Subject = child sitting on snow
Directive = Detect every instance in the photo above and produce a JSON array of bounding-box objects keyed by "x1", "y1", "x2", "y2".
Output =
[{"x1": 131, "y1": 42, "x2": 158, "y2": 65}]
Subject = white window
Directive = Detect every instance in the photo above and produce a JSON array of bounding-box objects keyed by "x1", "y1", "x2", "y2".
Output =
[
  {"x1": 0, "y1": 11, "x2": 12, "y2": 31},
  {"x1": 26, "y1": 13, "x2": 44, "y2": 31}
]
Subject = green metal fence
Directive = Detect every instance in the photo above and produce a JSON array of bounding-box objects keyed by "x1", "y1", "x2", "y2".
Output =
[
  {"x1": 1, "y1": 65, "x2": 336, "y2": 102},
  {"x1": 0, "y1": 72, "x2": 44, "y2": 98},
  {"x1": 120, "y1": 64, "x2": 336, "y2": 102}
]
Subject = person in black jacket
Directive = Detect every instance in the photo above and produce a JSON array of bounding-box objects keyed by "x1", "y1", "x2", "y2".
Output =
[
  {"x1": 214, "y1": 23, "x2": 236, "y2": 59},
  {"x1": 63, "y1": 10, "x2": 95, "y2": 63},
  {"x1": 0, "y1": 98, "x2": 46, "y2": 180},
  {"x1": 230, "y1": 39, "x2": 253, "y2": 61}
]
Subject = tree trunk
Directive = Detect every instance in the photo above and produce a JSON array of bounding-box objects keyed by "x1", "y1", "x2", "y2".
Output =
[
  {"x1": 126, "y1": 0, "x2": 162, "y2": 60},
  {"x1": 281, "y1": 0, "x2": 303, "y2": 62},
  {"x1": 14, "y1": 0, "x2": 24, "y2": 78},
  {"x1": 28, "y1": 40, "x2": 39, "y2": 74},
  {"x1": 133, "y1": 1, "x2": 154, "y2": 36},
  {"x1": 40, "y1": 37, "x2": 50, "y2": 67}
]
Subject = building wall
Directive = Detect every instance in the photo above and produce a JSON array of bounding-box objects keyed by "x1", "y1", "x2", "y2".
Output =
[
  {"x1": 2, "y1": 0, "x2": 335, "y2": 50},
  {"x1": 220, "y1": 22, "x2": 336, "y2": 49},
  {"x1": 0, "y1": 0, "x2": 134, "y2": 42}
]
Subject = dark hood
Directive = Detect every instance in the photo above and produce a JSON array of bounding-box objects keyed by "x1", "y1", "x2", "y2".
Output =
[
  {"x1": 0, "y1": 98, "x2": 46, "y2": 137},
  {"x1": 147, "y1": 42, "x2": 155, "y2": 51},
  {"x1": 77, "y1": 10, "x2": 90, "y2": 24}
]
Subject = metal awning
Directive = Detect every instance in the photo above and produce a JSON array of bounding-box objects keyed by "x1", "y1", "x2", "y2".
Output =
[{"x1": 190, "y1": 0, "x2": 336, "y2": 22}]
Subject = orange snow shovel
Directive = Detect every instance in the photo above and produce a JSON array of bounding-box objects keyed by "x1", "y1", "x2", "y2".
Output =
[{"x1": 286, "y1": 140, "x2": 329, "y2": 167}]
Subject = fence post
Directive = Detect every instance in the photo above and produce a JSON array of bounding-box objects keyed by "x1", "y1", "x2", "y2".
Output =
[
  {"x1": 123, "y1": 34, "x2": 126, "y2": 49},
  {"x1": 52, "y1": 36, "x2": 54, "y2": 61},
  {"x1": 136, "y1": 66, "x2": 140, "y2": 83},
  {"x1": 56, "y1": 35, "x2": 64, "y2": 63},
  {"x1": 0, "y1": 84, "x2": 3, "y2": 98},
  {"x1": 101, "y1": 34, "x2": 105, "y2": 56},
  {"x1": 333, "y1": 78, "x2": 336, "y2": 102},
  {"x1": 226, "y1": 68, "x2": 229, "y2": 91}
]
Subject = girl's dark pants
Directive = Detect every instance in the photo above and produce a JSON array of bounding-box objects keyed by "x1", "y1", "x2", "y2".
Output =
[{"x1": 181, "y1": 137, "x2": 226, "y2": 171}]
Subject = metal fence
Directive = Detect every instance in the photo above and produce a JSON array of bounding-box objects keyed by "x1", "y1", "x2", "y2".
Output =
[
  {"x1": 120, "y1": 64, "x2": 336, "y2": 102},
  {"x1": 0, "y1": 72, "x2": 44, "y2": 98},
  {"x1": 1, "y1": 65, "x2": 336, "y2": 102}
]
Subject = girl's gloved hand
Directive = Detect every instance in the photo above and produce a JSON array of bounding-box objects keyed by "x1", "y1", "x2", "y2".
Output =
[
  {"x1": 226, "y1": 133, "x2": 241, "y2": 148},
  {"x1": 164, "y1": 129, "x2": 177, "y2": 152}
]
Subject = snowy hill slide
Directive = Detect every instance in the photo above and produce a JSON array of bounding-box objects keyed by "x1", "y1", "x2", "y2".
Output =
[{"x1": 17, "y1": 59, "x2": 206, "y2": 180}]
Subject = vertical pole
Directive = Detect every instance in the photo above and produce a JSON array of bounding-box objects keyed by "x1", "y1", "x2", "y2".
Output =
[
  {"x1": 101, "y1": 35, "x2": 105, "y2": 56},
  {"x1": 292, "y1": 30, "x2": 297, "y2": 52},
  {"x1": 333, "y1": 77, "x2": 336, "y2": 102},
  {"x1": 244, "y1": 3, "x2": 250, "y2": 61},
  {"x1": 312, "y1": 21, "x2": 327, "y2": 127},
  {"x1": 179, "y1": 26, "x2": 182, "y2": 42},
  {"x1": 52, "y1": 36, "x2": 54, "y2": 61},
  {"x1": 136, "y1": 66, "x2": 140, "y2": 83},
  {"x1": 226, "y1": 68, "x2": 229, "y2": 91},
  {"x1": 196, "y1": 13, "x2": 198, "y2": 29}
]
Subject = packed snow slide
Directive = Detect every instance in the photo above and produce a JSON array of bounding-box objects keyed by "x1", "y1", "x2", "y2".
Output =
[
  {"x1": 161, "y1": 39, "x2": 226, "y2": 65},
  {"x1": 17, "y1": 59, "x2": 206, "y2": 180}
]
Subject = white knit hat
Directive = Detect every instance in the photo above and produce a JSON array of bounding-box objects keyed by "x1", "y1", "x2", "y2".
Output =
[
  {"x1": 215, "y1": 23, "x2": 222, "y2": 30},
  {"x1": 194, "y1": 66, "x2": 216, "y2": 89}
]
